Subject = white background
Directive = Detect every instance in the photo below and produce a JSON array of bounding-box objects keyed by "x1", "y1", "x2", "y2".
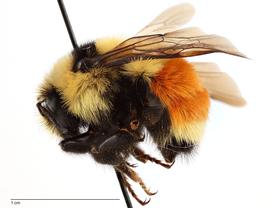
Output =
[{"x1": 1, "y1": 0, "x2": 270, "y2": 208}]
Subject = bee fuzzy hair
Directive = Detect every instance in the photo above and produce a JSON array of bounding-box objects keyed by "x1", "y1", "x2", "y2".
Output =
[
  {"x1": 39, "y1": 51, "x2": 122, "y2": 125},
  {"x1": 150, "y1": 59, "x2": 210, "y2": 143}
]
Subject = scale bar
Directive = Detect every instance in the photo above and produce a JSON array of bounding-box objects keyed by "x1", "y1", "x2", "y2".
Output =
[{"x1": 11, "y1": 198, "x2": 120, "y2": 201}]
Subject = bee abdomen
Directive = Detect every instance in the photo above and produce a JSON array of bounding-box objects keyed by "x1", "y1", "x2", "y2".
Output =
[{"x1": 150, "y1": 58, "x2": 210, "y2": 144}]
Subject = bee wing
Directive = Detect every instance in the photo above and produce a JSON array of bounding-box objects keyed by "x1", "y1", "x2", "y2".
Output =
[
  {"x1": 136, "y1": 3, "x2": 195, "y2": 36},
  {"x1": 95, "y1": 31, "x2": 246, "y2": 67},
  {"x1": 168, "y1": 27, "x2": 205, "y2": 37},
  {"x1": 78, "y1": 4, "x2": 246, "y2": 71},
  {"x1": 192, "y1": 62, "x2": 246, "y2": 106}
]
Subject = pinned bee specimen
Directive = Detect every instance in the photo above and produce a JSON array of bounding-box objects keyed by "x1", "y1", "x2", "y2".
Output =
[{"x1": 37, "y1": 3, "x2": 246, "y2": 205}]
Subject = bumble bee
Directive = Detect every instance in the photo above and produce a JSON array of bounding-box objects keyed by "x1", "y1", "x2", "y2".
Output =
[{"x1": 36, "y1": 3, "x2": 246, "y2": 205}]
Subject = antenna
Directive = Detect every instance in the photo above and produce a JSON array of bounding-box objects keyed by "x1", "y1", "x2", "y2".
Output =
[{"x1": 56, "y1": 0, "x2": 133, "y2": 207}]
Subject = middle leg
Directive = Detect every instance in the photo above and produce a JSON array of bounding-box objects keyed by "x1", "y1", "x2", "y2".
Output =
[
  {"x1": 132, "y1": 146, "x2": 174, "y2": 168},
  {"x1": 116, "y1": 163, "x2": 156, "y2": 197}
]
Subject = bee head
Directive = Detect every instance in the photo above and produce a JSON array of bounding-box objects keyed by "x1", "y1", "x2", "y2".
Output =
[{"x1": 37, "y1": 86, "x2": 89, "y2": 139}]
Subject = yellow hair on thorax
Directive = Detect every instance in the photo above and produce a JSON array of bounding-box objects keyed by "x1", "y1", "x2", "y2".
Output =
[
  {"x1": 95, "y1": 37, "x2": 168, "y2": 81},
  {"x1": 123, "y1": 59, "x2": 167, "y2": 81},
  {"x1": 95, "y1": 37, "x2": 124, "y2": 54},
  {"x1": 41, "y1": 54, "x2": 119, "y2": 124},
  {"x1": 62, "y1": 67, "x2": 118, "y2": 123}
]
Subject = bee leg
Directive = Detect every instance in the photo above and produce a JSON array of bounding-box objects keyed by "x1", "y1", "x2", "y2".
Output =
[
  {"x1": 132, "y1": 146, "x2": 174, "y2": 169},
  {"x1": 121, "y1": 174, "x2": 151, "y2": 206},
  {"x1": 59, "y1": 133, "x2": 93, "y2": 153},
  {"x1": 97, "y1": 131, "x2": 135, "y2": 152},
  {"x1": 159, "y1": 137, "x2": 196, "y2": 163},
  {"x1": 116, "y1": 163, "x2": 157, "y2": 197},
  {"x1": 126, "y1": 162, "x2": 138, "y2": 168}
]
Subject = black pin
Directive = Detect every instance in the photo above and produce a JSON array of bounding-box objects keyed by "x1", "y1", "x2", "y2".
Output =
[
  {"x1": 56, "y1": 0, "x2": 133, "y2": 207},
  {"x1": 57, "y1": 0, "x2": 78, "y2": 49}
]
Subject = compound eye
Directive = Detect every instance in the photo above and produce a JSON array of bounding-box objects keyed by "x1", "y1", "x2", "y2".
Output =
[
  {"x1": 37, "y1": 101, "x2": 46, "y2": 117},
  {"x1": 36, "y1": 99, "x2": 56, "y2": 126},
  {"x1": 38, "y1": 94, "x2": 58, "y2": 115},
  {"x1": 40, "y1": 100, "x2": 46, "y2": 108},
  {"x1": 37, "y1": 99, "x2": 51, "y2": 116}
]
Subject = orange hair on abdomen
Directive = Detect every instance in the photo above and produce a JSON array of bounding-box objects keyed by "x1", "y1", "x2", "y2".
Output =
[{"x1": 150, "y1": 59, "x2": 210, "y2": 143}]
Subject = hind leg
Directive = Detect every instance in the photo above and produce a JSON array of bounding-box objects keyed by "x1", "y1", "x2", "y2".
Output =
[
  {"x1": 142, "y1": 88, "x2": 197, "y2": 163},
  {"x1": 145, "y1": 109, "x2": 196, "y2": 163},
  {"x1": 158, "y1": 137, "x2": 196, "y2": 163}
]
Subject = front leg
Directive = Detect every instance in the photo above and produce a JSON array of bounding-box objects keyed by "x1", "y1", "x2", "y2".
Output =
[{"x1": 60, "y1": 132, "x2": 94, "y2": 153}]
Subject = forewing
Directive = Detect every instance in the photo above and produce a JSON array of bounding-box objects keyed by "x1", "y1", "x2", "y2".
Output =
[
  {"x1": 77, "y1": 4, "x2": 246, "y2": 71},
  {"x1": 97, "y1": 32, "x2": 246, "y2": 67},
  {"x1": 137, "y1": 3, "x2": 195, "y2": 36},
  {"x1": 192, "y1": 62, "x2": 246, "y2": 106}
]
